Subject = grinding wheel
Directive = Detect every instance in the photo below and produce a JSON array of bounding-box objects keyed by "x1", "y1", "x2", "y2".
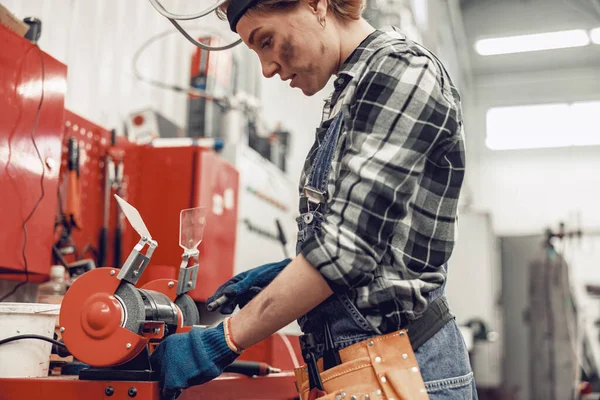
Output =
[
  {"x1": 115, "y1": 282, "x2": 146, "y2": 334},
  {"x1": 175, "y1": 294, "x2": 200, "y2": 326}
]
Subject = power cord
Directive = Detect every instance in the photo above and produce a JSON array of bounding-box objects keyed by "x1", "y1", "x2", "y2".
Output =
[
  {"x1": 0, "y1": 44, "x2": 46, "y2": 302},
  {"x1": 148, "y1": 0, "x2": 224, "y2": 20},
  {"x1": 132, "y1": 28, "x2": 229, "y2": 108},
  {"x1": 146, "y1": 0, "x2": 242, "y2": 51},
  {"x1": 0, "y1": 334, "x2": 66, "y2": 349}
]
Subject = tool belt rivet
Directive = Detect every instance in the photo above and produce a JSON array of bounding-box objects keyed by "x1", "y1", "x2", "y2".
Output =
[
  {"x1": 368, "y1": 340, "x2": 374, "y2": 346},
  {"x1": 402, "y1": 353, "x2": 408, "y2": 359},
  {"x1": 412, "y1": 366, "x2": 419, "y2": 372}
]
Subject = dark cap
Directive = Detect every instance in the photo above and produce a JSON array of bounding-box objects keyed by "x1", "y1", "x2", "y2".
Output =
[{"x1": 227, "y1": 0, "x2": 261, "y2": 32}]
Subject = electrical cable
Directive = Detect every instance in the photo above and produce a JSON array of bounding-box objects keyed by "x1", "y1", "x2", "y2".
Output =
[
  {"x1": 132, "y1": 29, "x2": 230, "y2": 106},
  {"x1": 80, "y1": 243, "x2": 99, "y2": 263},
  {"x1": 0, "y1": 45, "x2": 46, "y2": 302},
  {"x1": 0, "y1": 334, "x2": 66, "y2": 348},
  {"x1": 3, "y1": 45, "x2": 38, "y2": 183},
  {"x1": 166, "y1": 18, "x2": 242, "y2": 51},
  {"x1": 146, "y1": 0, "x2": 242, "y2": 51},
  {"x1": 276, "y1": 332, "x2": 300, "y2": 368},
  {"x1": 148, "y1": 0, "x2": 226, "y2": 20}
]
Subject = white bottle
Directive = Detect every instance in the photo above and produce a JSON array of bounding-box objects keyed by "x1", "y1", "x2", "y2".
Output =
[{"x1": 38, "y1": 265, "x2": 67, "y2": 304}]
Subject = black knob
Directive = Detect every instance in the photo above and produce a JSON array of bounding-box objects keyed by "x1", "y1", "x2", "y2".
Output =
[
  {"x1": 128, "y1": 387, "x2": 137, "y2": 398},
  {"x1": 105, "y1": 386, "x2": 114, "y2": 396},
  {"x1": 23, "y1": 17, "x2": 42, "y2": 44}
]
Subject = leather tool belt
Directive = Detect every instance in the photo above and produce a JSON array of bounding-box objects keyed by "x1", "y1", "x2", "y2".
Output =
[{"x1": 294, "y1": 296, "x2": 453, "y2": 400}]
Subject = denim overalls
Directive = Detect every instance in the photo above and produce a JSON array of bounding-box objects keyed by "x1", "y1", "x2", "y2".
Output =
[{"x1": 295, "y1": 106, "x2": 478, "y2": 398}]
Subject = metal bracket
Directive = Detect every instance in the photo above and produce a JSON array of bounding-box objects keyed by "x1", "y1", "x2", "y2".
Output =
[
  {"x1": 303, "y1": 186, "x2": 326, "y2": 205},
  {"x1": 117, "y1": 237, "x2": 158, "y2": 285},
  {"x1": 141, "y1": 321, "x2": 166, "y2": 340},
  {"x1": 176, "y1": 249, "x2": 199, "y2": 296}
]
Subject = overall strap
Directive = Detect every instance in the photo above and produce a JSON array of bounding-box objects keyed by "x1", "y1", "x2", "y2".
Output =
[
  {"x1": 306, "y1": 112, "x2": 344, "y2": 193},
  {"x1": 301, "y1": 112, "x2": 344, "y2": 211}
]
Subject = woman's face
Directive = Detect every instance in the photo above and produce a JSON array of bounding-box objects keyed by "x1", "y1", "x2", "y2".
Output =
[{"x1": 236, "y1": 0, "x2": 339, "y2": 96}]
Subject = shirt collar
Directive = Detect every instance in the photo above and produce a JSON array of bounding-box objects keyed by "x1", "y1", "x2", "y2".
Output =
[{"x1": 333, "y1": 27, "x2": 407, "y2": 92}]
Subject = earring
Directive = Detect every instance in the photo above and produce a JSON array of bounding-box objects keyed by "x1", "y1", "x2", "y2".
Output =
[{"x1": 319, "y1": 16, "x2": 326, "y2": 28}]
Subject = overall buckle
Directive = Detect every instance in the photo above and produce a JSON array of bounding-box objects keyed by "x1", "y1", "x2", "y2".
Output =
[{"x1": 303, "y1": 186, "x2": 325, "y2": 213}]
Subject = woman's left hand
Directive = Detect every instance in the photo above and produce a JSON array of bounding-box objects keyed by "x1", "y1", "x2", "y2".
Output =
[
  {"x1": 206, "y1": 258, "x2": 292, "y2": 314},
  {"x1": 150, "y1": 322, "x2": 240, "y2": 400}
]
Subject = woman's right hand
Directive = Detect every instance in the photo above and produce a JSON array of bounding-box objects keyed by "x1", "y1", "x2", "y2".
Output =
[{"x1": 206, "y1": 258, "x2": 292, "y2": 314}]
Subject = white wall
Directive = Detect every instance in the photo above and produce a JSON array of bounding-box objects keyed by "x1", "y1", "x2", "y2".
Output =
[
  {"x1": 258, "y1": 76, "x2": 332, "y2": 187},
  {"x1": 465, "y1": 67, "x2": 600, "y2": 235}
]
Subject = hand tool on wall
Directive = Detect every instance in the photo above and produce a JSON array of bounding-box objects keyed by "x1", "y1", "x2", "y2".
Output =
[
  {"x1": 66, "y1": 138, "x2": 82, "y2": 230},
  {"x1": 98, "y1": 148, "x2": 114, "y2": 267},
  {"x1": 111, "y1": 129, "x2": 125, "y2": 268},
  {"x1": 113, "y1": 181, "x2": 123, "y2": 267},
  {"x1": 99, "y1": 129, "x2": 125, "y2": 268}
]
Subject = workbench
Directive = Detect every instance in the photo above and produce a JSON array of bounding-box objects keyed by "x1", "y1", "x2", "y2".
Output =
[{"x1": 0, "y1": 372, "x2": 300, "y2": 399}]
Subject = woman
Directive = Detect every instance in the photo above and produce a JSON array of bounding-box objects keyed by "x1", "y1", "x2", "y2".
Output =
[{"x1": 151, "y1": 0, "x2": 474, "y2": 398}]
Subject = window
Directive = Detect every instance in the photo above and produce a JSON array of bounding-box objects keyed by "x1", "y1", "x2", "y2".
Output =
[{"x1": 486, "y1": 102, "x2": 600, "y2": 150}]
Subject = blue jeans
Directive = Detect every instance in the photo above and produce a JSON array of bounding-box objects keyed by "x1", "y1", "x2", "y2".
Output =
[{"x1": 416, "y1": 319, "x2": 478, "y2": 399}]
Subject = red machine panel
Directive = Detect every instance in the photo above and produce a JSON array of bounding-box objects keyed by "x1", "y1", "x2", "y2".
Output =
[
  {"x1": 128, "y1": 146, "x2": 239, "y2": 301},
  {"x1": 0, "y1": 25, "x2": 67, "y2": 280},
  {"x1": 0, "y1": 373, "x2": 299, "y2": 400}
]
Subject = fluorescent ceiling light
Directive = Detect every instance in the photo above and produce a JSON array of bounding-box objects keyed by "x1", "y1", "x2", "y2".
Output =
[
  {"x1": 475, "y1": 29, "x2": 590, "y2": 56},
  {"x1": 486, "y1": 102, "x2": 600, "y2": 150},
  {"x1": 591, "y1": 28, "x2": 600, "y2": 44}
]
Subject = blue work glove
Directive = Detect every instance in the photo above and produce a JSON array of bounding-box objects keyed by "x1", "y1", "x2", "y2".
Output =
[
  {"x1": 150, "y1": 322, "x2": 240, "y2": 400},
  {"x1": 206, "y1": 258, "x2": 291, "y2": 314}
]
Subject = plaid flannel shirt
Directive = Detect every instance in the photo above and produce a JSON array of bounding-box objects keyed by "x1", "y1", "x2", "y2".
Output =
[{"x1": 298, "y1": 27, "x2": 466, "y2": 333}]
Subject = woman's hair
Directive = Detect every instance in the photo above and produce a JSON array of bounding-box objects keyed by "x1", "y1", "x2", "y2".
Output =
[{"x1": 216, "y1": 0, "x2": 365, "y2": 24}]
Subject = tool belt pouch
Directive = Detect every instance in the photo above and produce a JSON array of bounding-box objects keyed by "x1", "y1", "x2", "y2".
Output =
[{"x1": 294, "y1": 330, "x2": 430, "y2": 400}]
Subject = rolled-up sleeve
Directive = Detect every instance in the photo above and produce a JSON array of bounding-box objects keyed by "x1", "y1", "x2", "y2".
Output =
[{"x1": 299, "y1": 51, "x2": 462, "y2": 293}]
